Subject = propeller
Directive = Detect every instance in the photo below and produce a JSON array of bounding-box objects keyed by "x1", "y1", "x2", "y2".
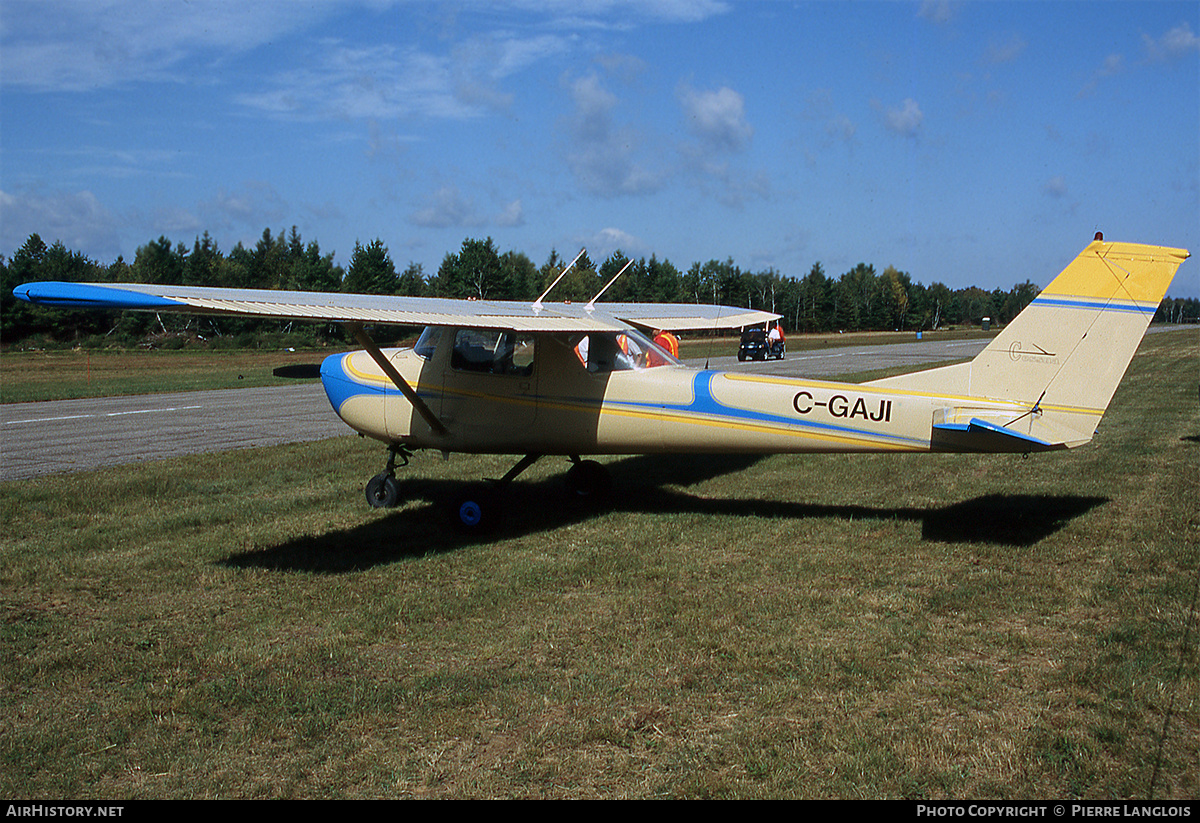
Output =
[{"x1": 272, "y1": 364, "x2": 323, "y2": 379}]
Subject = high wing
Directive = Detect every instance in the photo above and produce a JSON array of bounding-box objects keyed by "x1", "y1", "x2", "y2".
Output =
[{"x1": 11, "y1": 281, "x2": 779, "y2": 333}]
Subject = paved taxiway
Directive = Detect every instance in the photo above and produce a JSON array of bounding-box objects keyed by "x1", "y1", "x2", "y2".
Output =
[
  {"x1": 692, "y1": 336, "x2": 987, "y2": 377},
  {"x1": 1, "y1": 384, "x2": 348, "y2": 481},
  {"x1": 1, "y1": 337, "x2": 988, "y2": 482}
]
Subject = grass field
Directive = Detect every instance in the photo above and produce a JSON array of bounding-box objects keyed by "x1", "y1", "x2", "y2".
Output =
[
  {"x1": 1, "y1": 329, "x2": 1196, "y2": 799},
  {"x1": 0, "y1": 348, "x2": 338, "y2": 404}
]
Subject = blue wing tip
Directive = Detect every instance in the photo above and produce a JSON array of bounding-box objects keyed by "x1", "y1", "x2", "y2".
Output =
[{"x1": 13, "y1": 282, "x2": 181, "y2": 310}]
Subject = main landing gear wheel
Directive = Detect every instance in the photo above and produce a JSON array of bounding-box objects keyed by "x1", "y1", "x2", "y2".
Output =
[
  {"x1": 565, "y1": 459, "x2": 612, "y2": 503},
  {"x1": 365, "y1": 472, "x2": 400, "y2": 509}
]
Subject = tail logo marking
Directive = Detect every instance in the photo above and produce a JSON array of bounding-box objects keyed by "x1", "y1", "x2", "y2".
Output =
[{"x1": 1008, "y1": 341, "x2": 1057, "y2": 361}]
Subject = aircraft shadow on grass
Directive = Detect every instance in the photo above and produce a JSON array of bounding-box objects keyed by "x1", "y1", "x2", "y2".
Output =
[{"x1": 222, "y1": 453, "x2": 1108, "y2": 574}]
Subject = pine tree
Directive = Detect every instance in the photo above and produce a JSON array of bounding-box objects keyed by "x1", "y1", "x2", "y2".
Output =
[{"x1": 342, "y1": 239, "x2": 396, "y2": 294}]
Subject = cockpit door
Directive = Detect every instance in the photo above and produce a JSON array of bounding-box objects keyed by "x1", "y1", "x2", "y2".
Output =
[{"x1": 440, "y1": 328, "x2": 538, "y2": 447}]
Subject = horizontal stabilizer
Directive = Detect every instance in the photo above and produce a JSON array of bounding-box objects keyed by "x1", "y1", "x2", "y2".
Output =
[{"x1": 931, "y1": 417, "x2": 1066, "y2": 453}]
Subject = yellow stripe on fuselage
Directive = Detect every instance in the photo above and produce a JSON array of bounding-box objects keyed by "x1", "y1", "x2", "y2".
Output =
[{"x1": 723, "y1": 371, "x2": 1104, "y2": 419}]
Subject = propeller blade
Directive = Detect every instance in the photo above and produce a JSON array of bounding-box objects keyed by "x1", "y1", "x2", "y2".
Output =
[{"x1": 272, "y1": 364, "x2": 323, "y2": 379}]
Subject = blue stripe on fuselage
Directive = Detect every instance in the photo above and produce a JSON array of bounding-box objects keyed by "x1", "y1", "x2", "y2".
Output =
[
  {"x1": 605, "y1": 370, "x2": 925, "y2": 447},
  {"x1": 318, "y1": 361, "x2": 925, "y2": 448}
]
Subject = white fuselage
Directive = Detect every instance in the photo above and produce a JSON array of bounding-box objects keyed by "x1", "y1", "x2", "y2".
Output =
[{"x1": 318, "y1": 327, "x2": 1040, "y2": 456}]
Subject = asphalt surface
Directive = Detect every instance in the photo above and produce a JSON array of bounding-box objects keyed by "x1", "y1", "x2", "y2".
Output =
[
  {"x1": 2, "y1": 384, "x2": 348, "y2": 481},
  {"x1": 691, "y1": 336, "x2": 987, "y2": 378},
  {"x1": 1, "y1": 337, "x2": 987, "y2": 482}
]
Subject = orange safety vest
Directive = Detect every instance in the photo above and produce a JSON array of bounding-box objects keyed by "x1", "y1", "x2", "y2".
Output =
[{"x1": 654, "y1": 330, "x2": 680, "y2": 358}]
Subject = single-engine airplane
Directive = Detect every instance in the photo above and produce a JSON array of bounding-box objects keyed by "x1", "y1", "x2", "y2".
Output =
[{"x1": 12, "y1": 234, "x2": 1189, "y2": 530}]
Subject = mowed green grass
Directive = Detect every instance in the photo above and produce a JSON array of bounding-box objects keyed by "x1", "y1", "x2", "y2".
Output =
[
  {"x1": 0, "y1": 348, "x2": 338, "y2": 404},
  {"x1": 1, "y1": 330, "x2": 1196, "y2": 799}
]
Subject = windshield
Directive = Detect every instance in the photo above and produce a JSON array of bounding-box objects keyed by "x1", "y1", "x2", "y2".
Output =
[{"x1": 414, "y1": 326, "x2": 442, "y2": 359}]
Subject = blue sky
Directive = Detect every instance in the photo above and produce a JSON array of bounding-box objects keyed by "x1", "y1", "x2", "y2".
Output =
[{"x1": 2, "y1": 0, "x2": 1197, "y2": 297}]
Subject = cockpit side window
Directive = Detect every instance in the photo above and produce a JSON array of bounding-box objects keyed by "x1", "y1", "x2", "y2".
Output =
[
  {"x1": 451, "y1": 329, "x2": 535, "y2": 376},
  {"x1": 573, "y1": 329, "x2": 680, "y2": 373}
]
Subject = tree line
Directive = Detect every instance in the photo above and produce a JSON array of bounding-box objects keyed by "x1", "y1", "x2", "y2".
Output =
[{"x1": 2, "y1": 228, "x2": 1194, "y2": 347}]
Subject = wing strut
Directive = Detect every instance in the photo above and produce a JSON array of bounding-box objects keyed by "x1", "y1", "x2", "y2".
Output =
[
  {"x1": 345, "y1": 322, "x2": 449, "y2": 437},
  {"x1": 533, "y1": 248, "x2": 586, "y2": 310},
  {"x1": 587, "y1": 258, "x2": 634, "y2": 310}
]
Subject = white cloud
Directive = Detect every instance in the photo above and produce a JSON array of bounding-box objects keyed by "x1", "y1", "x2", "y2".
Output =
[
  {"x1": 495, "y1": 200, "x2": 525, "y2": 228},
  {"x1": 694, "y1": 159, "x2": 770, "y2": 208},
  {"x1": 0, "y1": 188, "x2": 121, "y2": 259},
  {"x1": 1078, "y1": 53, "x2": 1124, "y2": 98},
  {"x1": 3, "y1": 1, "x2": 572, "y2": 125},
  {"x1": 985, "y1": 33, "x2": 1027, "y2": 65},
  {"x1": 406, "y1": 187, "x2": 524, "y2": 229},
  {"x1": 678, "y1": 84, "x2": 753, "y2": 152},
  {"x1": 882, "y1": 98, "x2": 923, "y2": 137},
  {"x1": 592, "y1": 52, "x2": 648, "y2": 82},
  {"x1": 0, "y1": 1, "x2": 329, "y2": 92},
  {"x1": 186, "y1": 182, "x2": 290, "y2": 239},
  {"x1": 806, "y1": 90, "x2": 857, "y2": 148},
  {"x1": 583, "y1": 226, "x2": 647, "y2": 261},
  {"x1": 450, "y1": 32, "x2": 573, "y2": 112},
  {"x1": 509, "y1": 0, "x2": 730, "y2": 26},
  {"x1": 569, "y1": 73, "x2": 621, "y2": 142},
  {"x1": 409, "y1": 186, "x2": 482, "y2": 229},
  {"x1": 674, "y1": 84, "x2": 766, "y2": 206},
  {"x1": 238, "y1": 44, "x2": 484, "y2": 122},
  {"x1": 1078, "y1": 23, "x2": 1198, "y2": 98},
  {"x1": 826, "y1": 113, "x2": 857, "y2": 144},
  {"x1": 917, "y1": 0, "x2": 958, "y2": 25},
  {"x1": 1143, "y1": 22, "x2": 1200, "y2": 61},
  {"x1": 563, "y1": 73, "x2": 661, "y2": 196}
]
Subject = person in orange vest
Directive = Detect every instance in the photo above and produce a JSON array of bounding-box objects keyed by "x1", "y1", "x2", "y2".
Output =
[{"x1": 653, "y1": 329, "x2": 680, "y2": 359}]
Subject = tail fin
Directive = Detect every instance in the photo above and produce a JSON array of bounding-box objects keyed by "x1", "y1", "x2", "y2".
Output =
[{"x1": 868, "y1": 237, "x2": 1189, "y2": 449}]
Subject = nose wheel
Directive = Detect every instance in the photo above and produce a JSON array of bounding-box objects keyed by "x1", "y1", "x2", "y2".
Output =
[
  {"x1": 364, "y1": 445, "x2": 410, "y2": 509},
  {"x1": 365, "y1": 472, "x2": 400, "y2": 508}
]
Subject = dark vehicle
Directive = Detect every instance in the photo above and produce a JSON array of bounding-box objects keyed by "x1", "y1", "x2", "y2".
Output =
[{"x1": 738, "y1": 328, "x2": 785, "y2": 361}]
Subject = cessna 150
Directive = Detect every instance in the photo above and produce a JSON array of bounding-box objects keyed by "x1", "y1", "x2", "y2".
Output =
[{"x1": 12, "y1": 235, "x2": 1189, "y2": 531}]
